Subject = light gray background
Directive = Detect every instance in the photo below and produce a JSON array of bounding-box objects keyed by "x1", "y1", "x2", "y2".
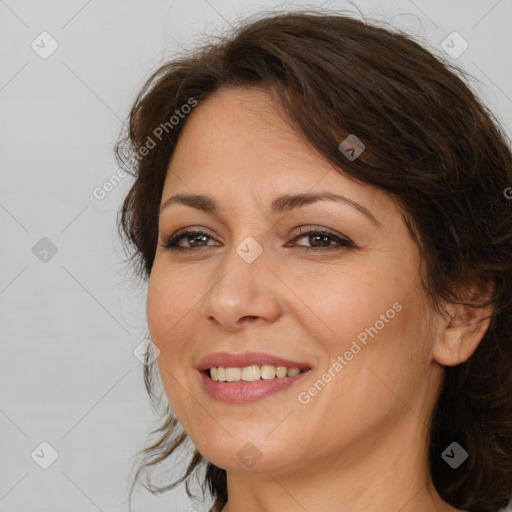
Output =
[{"x1": 1, "y1": 1, "x2": 511, "y2": 511}]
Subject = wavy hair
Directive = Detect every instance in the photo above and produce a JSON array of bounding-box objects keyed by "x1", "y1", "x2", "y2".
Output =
[{"x1": 115, "y1": 11, "x2": 512, "y2": 512}]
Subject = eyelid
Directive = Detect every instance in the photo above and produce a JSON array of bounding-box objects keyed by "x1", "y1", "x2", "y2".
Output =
[
  {"x1": 294, "y1": 225, "x2": 348, "y2": 238},
  {"x1": 169, "y1": 225, "x2": 217, "y2": 240}
]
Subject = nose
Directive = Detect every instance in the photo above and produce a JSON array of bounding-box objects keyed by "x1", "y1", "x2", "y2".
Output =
[{"x1": 200, "y1": 243, "x2": 282, "y2": 331}]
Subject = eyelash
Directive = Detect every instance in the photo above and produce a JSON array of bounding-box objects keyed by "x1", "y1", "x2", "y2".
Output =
[{"x1": 160, "y1": 226, "x2": 355, "y2": 252}]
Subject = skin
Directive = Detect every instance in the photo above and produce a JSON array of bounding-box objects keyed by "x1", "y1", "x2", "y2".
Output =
[{"x1": 146, "y1": 86, "x2": 492, "y2": 512}]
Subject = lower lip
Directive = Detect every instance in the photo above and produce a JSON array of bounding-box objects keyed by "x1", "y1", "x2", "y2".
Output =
[{"x1": 199, "y1": 370, "x2": 311, "y2": 403}]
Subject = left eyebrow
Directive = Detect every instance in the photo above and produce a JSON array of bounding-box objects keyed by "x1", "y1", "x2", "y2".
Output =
[{"x1": 160, "y1": 191, "x2": 381, "y2": 227}]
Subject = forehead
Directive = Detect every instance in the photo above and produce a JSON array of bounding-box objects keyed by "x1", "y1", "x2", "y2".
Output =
[
  {"x1": 162, "y1": 86, "x2": 397, "y2": 224},
  {"x1": 168, "y1": 87, "x2": 324, "y2": 175}
]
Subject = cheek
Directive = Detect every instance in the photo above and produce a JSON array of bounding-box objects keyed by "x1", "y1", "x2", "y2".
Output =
[
  {"x1": 286, "y1": 263, "x2": 408, "y2": 351},
  {"x1": 146, "y1": 278, "x2": 168, "y2": 344},
  {"x1": 146, "y1": 262, "x2": 198, "y2": 342},
  {"x1": 146, "y1": 271, "x2": 197, "y2": 425},
  {"x1": 146, "y1": 270, "x2": 192, "y2": 388},
  {"x1": 288, "y1": 254, "x2": 429, "y2": 383}
]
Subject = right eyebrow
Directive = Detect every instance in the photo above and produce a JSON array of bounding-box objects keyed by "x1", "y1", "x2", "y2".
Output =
[{"x1": 160, "y1": 193, "x2": 217, "y2": 213}]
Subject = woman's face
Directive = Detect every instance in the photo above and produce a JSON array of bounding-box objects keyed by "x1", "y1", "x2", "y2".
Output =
[{"x1": 147, "y1": 86, "x2": 445, "y2": 474}]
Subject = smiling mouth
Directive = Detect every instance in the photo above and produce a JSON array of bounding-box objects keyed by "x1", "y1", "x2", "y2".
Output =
[{"x1": 205, "y1": 365, "x2": 311, "y2": 382}]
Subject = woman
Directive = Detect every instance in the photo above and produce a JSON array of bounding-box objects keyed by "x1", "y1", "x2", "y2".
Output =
[{"x1": 116, "y1": 11, "x2": 512, "y2": 512}]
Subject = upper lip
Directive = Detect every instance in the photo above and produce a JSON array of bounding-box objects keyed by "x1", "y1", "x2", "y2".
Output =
[{"x1": 197, "y1": 351, "x2": 311, "y2": 371}]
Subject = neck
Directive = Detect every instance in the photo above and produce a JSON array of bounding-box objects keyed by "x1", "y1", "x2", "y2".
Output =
[{"x1": 220, "y1": 410, "x2": 459, "y2": 512}]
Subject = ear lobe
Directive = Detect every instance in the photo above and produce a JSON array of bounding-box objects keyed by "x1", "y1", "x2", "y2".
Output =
[{"x1": 433, "y1": 280, "x2": 494, "y2": 367}]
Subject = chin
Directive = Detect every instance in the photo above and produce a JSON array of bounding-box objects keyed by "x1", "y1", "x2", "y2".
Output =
[{"x1": 193, "y1": 434, "x2": 296, "y2": 473}]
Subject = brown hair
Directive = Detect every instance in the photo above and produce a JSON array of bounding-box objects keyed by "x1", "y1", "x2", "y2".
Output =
[{"x1": 116, "y1": 11, "x2": 512, "y2": 512}]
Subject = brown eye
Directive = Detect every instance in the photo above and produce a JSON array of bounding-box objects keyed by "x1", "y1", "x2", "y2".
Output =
[
  {"x1": 161, "y1": 229, "x2": 220, "y2": 250},
  {"x1": 291, "y1": 228, "x2": 354, "y2": 250}
]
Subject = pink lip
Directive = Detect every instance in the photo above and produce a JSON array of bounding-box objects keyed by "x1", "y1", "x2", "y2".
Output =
[
  {"x1": 198, "y1": 369, "x2": 311, "y2": 403},
  {"x1": 196, "y1": 351, "x2": 311, "y2": 371},
  {"x1": 196, "y1": 351, "x2": 312, "y2": 404}
]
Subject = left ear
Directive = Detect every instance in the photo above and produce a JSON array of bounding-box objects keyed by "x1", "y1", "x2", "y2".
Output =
[{"x1": 433, "y1": 278, "x2": 494, "y2": 367}]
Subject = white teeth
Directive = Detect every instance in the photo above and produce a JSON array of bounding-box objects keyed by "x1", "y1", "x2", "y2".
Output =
[
  {"x1": 275, "y1": 366, "x2": 287, "y2": 378},
  {"x1": 241, "y1": 365, "x2": 260, "y2": 381},
  {"x1": 209, "y1": 364, "x2": 304, "y2": 382},
  {"x1": 261, "y1": 364, "x2": 276, "y2": 380},
  {"x1": 225, "y1": 367, "x2": 241, "y2": 382}
]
